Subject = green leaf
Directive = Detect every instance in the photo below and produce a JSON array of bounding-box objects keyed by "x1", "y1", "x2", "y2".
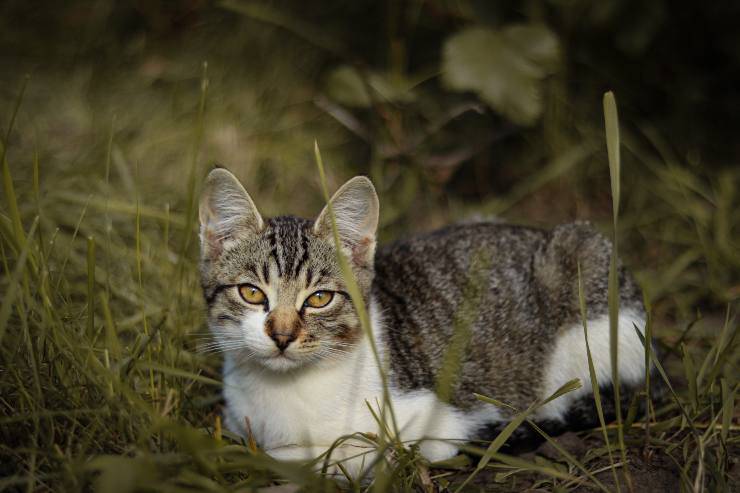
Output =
[{"x1": 442, "y1": 24, "x2": 559, "y2": 125}]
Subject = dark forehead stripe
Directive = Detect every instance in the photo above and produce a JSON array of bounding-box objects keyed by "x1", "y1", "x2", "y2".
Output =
[
  {"x1": 266, "y1": 216, "x2": 313, "y2": 279},
  {"x1": 294, "y1": 227, "x2": 310, "y2": 278},
  {"x1": 266, "y1": 226, "x2": 280, "y2": 277}
]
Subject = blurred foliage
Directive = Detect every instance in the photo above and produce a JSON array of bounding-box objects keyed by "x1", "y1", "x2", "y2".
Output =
[
  {"x1": 441, "y1": 24, "x2": 560, "y2": 125},
  {"x1": 0, "y1": 0, "x2": 738, "y2": 491}
]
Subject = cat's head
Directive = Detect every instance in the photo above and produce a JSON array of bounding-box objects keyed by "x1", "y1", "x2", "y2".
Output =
[{"x1": 198, "y1": 168, "x2": 378, "y2": 372}]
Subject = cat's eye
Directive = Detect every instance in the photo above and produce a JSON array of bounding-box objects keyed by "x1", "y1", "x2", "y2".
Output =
[
  {"x1": 239, "y1": 284, "x2": 266, "y2": 305},
  {"x1": 304, "y1": 290, "x2": 334, "y2": 309}
]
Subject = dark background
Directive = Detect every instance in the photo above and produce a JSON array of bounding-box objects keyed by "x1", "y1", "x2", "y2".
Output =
[
  {"x1": 1, "y1": 1, "x2": 738, "y2": 321},
  {"x1": 1, "y1": 2, "x2": 739, "y2": 490}
]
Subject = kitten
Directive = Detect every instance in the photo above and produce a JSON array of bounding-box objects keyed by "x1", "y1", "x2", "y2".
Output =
[{"x1": 198, "y1": 168, "x2": 650, "y2": 477}]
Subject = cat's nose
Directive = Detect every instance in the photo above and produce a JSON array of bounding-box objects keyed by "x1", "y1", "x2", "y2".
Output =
[
  {"x1": 265, "y1": 307, "x2": 303, "y2": 352},
  {"x1": 270, "y1": 331, "x2": 296, "y2": 351}
]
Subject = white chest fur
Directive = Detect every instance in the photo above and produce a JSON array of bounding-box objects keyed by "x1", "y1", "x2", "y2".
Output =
[
  {"x1": 221, "y1": 306, "x2": 483, "y2": 466},
  {"x1": 223, "y1": 336, "x2": 381, "y2": 447},
  {"x1": 222, "y1": 338, "x2": 476, "y2": 461}
]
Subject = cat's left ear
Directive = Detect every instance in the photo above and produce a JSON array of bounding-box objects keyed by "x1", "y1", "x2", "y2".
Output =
[
  {"x1": 314, "y1": 176, "x2": 379, "y2": 266},
  {"x1": 199, "y1": 168, "x2": 264, "y2": 261}
]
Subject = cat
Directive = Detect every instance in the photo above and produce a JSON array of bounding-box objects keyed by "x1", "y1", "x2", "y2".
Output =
[{"x1": 198, "y1": 168, "x2": 651, "y2": 478}]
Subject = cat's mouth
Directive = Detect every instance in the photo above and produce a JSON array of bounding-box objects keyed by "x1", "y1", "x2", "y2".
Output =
[{"x1": 261, "y1": 350, "x2": 303, "y2": 371}]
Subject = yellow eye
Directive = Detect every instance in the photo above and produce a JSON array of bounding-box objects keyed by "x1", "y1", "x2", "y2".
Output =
[
  {"x1": 304, "y1": 291, "x2": 334, "y2": 309},
  {"x1": 238, "y1": 284, "x2": 266, "y2": 305}
]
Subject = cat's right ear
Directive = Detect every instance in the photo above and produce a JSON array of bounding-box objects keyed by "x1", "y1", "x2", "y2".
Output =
[
  {"x1": 313, "y1": 176, "x2": 379, "y2": 267},
  {"x1": 199, "y1": 168, "x2": 264, "y2": 260}
]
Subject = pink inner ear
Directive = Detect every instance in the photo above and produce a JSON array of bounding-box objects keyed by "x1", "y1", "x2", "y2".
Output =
[
  {"x1": 204, "y1": 226, "x2": 223, "y2": 259},
  {"x1": 351, "y1": 236, "x2": 374, "y2": 266}
]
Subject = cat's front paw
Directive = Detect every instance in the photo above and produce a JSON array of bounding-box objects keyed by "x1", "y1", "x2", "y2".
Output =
[
  {"x1": 267, "y1": 445, "x2": 321, "y2": 463},
  {"x1": 319, "y1": 444, "x2": 377, "y2": 480},
  {"x1": 267, "y1": 444, "x2": 376, "y2": 481},
  {"x1": 419, "y1": 440, "x2": 460, "y2": 464}
]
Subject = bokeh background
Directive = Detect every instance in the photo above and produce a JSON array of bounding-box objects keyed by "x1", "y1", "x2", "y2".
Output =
[
  {"x1": 3, "y1": 0, "x2": 739, "y2": 315},
  {"x1": 1, "y1": 1, "x2": 738, "y2": 491}
]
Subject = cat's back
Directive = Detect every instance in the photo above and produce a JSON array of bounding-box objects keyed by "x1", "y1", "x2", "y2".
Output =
[
  {"x1": 374, "y1": 222, "x2": 549, "y2": 337},
  {"x1": 372, "y1": 220, "x2": 637, "y2": 410},
  {"x1": 374, "y1": 221, "x2": 547, "y2": 301},
  {"x1": 373, "y1": 222, "x2": 554, "y2": 406},
  {"x1": 373, "y1": 221, "x2": 549, "y2": 336}
]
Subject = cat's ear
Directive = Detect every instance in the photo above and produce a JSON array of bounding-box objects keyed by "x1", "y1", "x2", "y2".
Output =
[
  {"x1": 199, "y1": 168, "x2": 264, "y2": 260},
  {"x1": 314, "y1": 176, "x2": 379, "y2": 266}
]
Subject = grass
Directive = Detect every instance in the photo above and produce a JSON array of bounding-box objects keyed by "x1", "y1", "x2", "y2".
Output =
[{"x1": 1, "y1": 22, "x2": 739, "y2": 493}]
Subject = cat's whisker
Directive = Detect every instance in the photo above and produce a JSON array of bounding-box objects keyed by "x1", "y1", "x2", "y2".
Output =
[{"x1": 196, "y1": 341, "x2": 253, "y2": 354}]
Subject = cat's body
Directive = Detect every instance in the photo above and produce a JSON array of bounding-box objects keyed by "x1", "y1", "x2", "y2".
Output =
[
  {"x1": 199, "y1": 169, "x2": 650, "y2": 477},
  {"x1": 374, "y1": 221, "x2": 645, "y2": 414}
]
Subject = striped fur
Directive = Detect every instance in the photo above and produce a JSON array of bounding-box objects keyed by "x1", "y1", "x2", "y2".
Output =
[{"x1": 198, "y1": 169, "x2": 652, "y2": 477}]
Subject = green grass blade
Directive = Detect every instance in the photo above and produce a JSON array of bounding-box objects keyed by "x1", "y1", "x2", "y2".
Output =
[
  {"x1": 434, "y1": 251, "x2": 490, "y2": 404},
  {"x1": 87, "y1": 236, "x2": 96, "y2": 336},
  {"x1": 99, "y1": 292, "x2": 121, "y2": 360},
  {"x1": 632, "y1": 324, "x2": 697, "y2": 431},
  {"x1": 460, "y1": 379, "x2": 582, "y2": 492},
  {"x1": 2, "y1": 151, "x2": 25, "y2": 247},
  {"x1": 313, "y1": 141, "x2": 399, "y2": 487},
  {"x1": 604, "y1": 92, "x2": 621, "y2": 222},
  {"x1": 521, "y1": 419, "x2": 611, "y2": 492},
  {"x1": 681, "y1": 343, "x2": 698, "y2": 412},
  {"x1": 0, "y1": 217, "x2": 38, "y2": 345},
  {"x1": 220, "y1": 0, "x2": 348, "y2": 57},
  {"x1": 1, "y1": 75, "x2": 28, "y2": 149},
  {"x1": 485, "y1": 452, "x2": 582, "y2": 484},
  {"x1": 540, "y1": 378, "x2": 583, "y2": 406},
  {"x1": 603, "y1": 90, "x2": 632, "y2": 492},
  {"x1": 134, "y1": 361, "x2": 223, "y2": 387},
  {"x1": 642, "y1": 294, "x2": 654, "y2": 450},
  {"x1": 578, "y1": 263, "x2": 620, "y2": 492},
  {"x1": 720, "y1": 379, "x2": 734, "y2": 443},
  {"x1": 453, "y1": 405, "x2": 536, "y2": 492}
]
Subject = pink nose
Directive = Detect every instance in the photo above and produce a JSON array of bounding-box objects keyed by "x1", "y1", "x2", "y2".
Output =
[{"x1": 270, "y1": 331, "x2": 296, "y2": 351}]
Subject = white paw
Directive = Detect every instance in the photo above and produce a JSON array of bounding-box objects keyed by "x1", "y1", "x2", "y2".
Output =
[
  {"x1": 418, "y1": 440, "x2": 460, "y2": 463},
  {"x1": 320, "y1": 444, "x2": 377, "y2": 480},
  {"x1": 267, "y1": 444, "x2": 377, "y2": 481},
  {"x1": 268, "y1": 445, "x2": 321, "y2": 463}
]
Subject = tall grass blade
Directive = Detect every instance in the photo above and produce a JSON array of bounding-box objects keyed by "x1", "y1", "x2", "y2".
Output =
[
  {"x1": 458, "y1": 379, "x2": 581, "y2": 492},
  {"x1": 2, "y1": 149, "x2": 25, "y2": 248},
  {"x1": 632, "y1": 325, "x2": 696, "y2": 430},
  {"x1": 53, "y1": 196, "x2": 91, "y2": 291},
  {"x1": 642, "y1": 294, "x2": 654, "y2": 450},
  {"x1": 523, "y1": 419, "x2": 610, "y2": 492},
  {"x1": 220, "y1": 0, "x2": 348, "y2": 57},
  {"x1": 0, "y1": 217, "x2": 38, "y2": 344},
  {"x1": 100, "y1": 292, "x2": 121, "y2": 360},
  {"x1": 720, "y1": 379, "x2": 734, "y2": 443},
  {"x1": 313, "y1": 141, "x2": 398, "y2": 485},
  {"x1": 485, "y1": 452, "x2": 581, "y2": 484},
  {"x1": 603, "y1": 90, "x2": 632, "y2": 492},
  {"x1": 434, "y1": 251, "x2": 490, "y2": 403},
  {"x1": 681, "y1": 343, "x2": 698, "y2": 411},
  {"x1": 87, "y1": 236, "x2": 96, "y2": 336},
  {"x1": 578, "y1": 263, "x2": 620, "y2": 492},
  {"x1": 180, "y1": 61, "x2": 209, "y2": 256}
]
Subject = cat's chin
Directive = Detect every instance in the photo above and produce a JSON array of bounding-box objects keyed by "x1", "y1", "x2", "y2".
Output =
[{"x1": 258, "y1": 354, "x2": 306, "y2": 372}]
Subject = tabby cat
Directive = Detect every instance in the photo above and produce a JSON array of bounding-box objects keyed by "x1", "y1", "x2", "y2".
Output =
[{"x1": 199, "y1": 168, "x2": 650, "y2": 477}]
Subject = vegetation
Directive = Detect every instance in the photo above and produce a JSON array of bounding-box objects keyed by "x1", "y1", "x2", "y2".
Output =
[{"x1": 1, "y1": 1, "x2": 738, "y2": 491}]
